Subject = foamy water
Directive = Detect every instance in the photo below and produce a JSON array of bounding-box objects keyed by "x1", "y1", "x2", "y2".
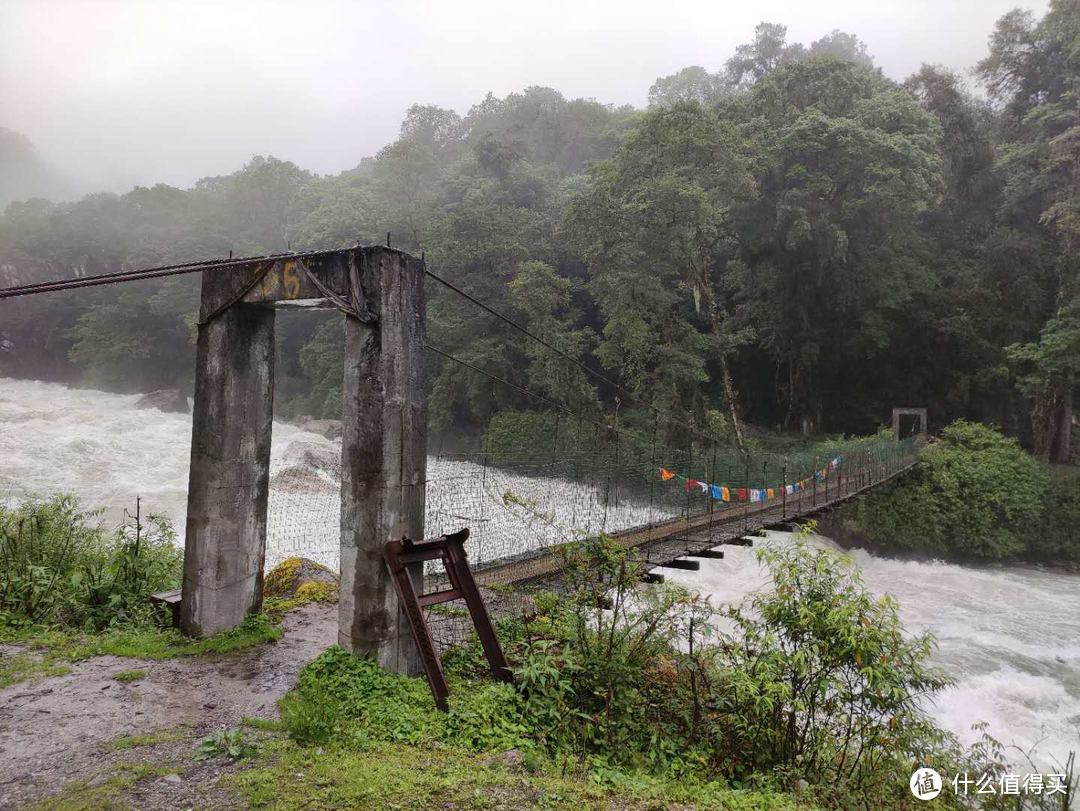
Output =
[
  {"x1": 0, "y1": 378, "x2": 671, "y2": 571},
  {"x1": 1, "y1": 377, "x2": 1077, "y2": 767},
  {"x1": 662, "y1": 532, "x2": 1080, "y2": 771}
]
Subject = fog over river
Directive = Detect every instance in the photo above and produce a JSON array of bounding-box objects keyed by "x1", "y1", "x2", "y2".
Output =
[{"x1": 1, "y1": 378, "x2": 1077, "y2": 768}]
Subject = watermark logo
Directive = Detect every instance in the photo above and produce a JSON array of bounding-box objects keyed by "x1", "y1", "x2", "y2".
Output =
[{"x1": 910, "y1": 767, "x2": 943, "y2": 801}]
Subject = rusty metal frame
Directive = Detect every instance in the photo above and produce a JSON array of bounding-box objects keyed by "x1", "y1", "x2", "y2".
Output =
[{"x1": 383, "y1": 528, "x2": 511, "y2": 710}]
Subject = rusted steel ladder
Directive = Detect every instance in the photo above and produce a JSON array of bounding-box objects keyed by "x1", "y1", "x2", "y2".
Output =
[{"x1": 383, "y1": 528, "x2": 512, "y2": 710}]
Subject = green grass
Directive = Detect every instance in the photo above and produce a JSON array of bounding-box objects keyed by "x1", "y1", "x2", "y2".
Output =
[
  {"x1": 34, "y1": 762, "x2": 178, "y2": 810},
  {"x1": 241, "y1": 716, "x2": 286, "y2": 732},
  {"x1": 0, "y1": 652, "x2": 72, "y2": 689},
  {"x1": 107, "y1": 727, "x2": 190, "y2": 751},
  {"x1": 111, "y1": 669, "x2": 145, "y2": 683},
  {"x1": 226, "y1": 738, "x2": 811, "y2": 811},
  {"x1": 0, "y1": 613, "x2": 281, "y2": 689},
  {"x1": 12, "y1": 613, "x2": 280, "y2": 661}
]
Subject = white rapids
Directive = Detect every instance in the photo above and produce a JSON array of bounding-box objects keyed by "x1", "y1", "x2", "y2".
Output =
[
  {"x1": 1, "y1": 377, "x2": 1078, "y2": 767},
  {"x1": 661, "y1": 531, "x2": 1080, "y2": 771}
]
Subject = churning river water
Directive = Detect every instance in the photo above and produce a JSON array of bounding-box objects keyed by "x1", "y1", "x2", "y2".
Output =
[{"x1": 1, "y1": 377, "x2": 1077, "y2": 768}]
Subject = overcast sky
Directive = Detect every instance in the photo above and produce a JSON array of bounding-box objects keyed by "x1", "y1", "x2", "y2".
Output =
[{"x1": 0, "y1": 0, "x2": 1049, "y2": 193}]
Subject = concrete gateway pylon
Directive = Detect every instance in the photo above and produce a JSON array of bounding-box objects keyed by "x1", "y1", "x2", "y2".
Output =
[{"x1": 179, "y1": 246, "x2": 426, "y2": 676}]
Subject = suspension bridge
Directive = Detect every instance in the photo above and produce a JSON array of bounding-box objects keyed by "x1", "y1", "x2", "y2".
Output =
[{"x1": 2, "y1": 245, "x2": 925, "y2": 671}]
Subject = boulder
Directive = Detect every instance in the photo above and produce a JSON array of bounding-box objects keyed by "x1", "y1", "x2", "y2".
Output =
[
  {"x1": 300, "y1": 419, "x2": 343, "y2": 440},
  {"x1": 277, "y1": 440, "x2": 339, "y2": 475},
  {"x1": 263, "y1": 556, "x2": 338, "y2": 600},
  {"x1": 135, "y1": 389, "x2": 189, "y2": 414}
]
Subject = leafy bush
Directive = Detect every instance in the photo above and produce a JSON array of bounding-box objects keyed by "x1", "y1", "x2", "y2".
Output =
[
  {"x1": 0, "y1": 495, "x2": 183, "y2": 630},
  {"x1": 280, "y1": 645, "x2": 530, "y2": 752},
  {"x1": 513, "y1": 534, "x2": 710, "y2": 772},
  {"x1": 706, "y1": 540, "x2": 955, "y2": 808},
  {"x1": 844, "y1": 420, "x2": 1057, "y2": 559},
  {"x1": 277, "y1": 534, "x2": 965, "y2": 807},
  {"x1": 1033, "y1": 468, "x2": 1080, "y2": 558}
]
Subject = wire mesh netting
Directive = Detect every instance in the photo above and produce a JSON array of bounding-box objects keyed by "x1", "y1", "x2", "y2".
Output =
[{"x1": 265, "y1": 416, "x2": 918, "y2": 579}]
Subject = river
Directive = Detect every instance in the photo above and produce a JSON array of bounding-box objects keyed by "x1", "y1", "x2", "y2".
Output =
[{"x1": 1, "y1": 377, "x2": 1077, "y2": 768}]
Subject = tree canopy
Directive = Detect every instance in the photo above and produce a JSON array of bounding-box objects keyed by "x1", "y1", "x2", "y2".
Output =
[{"x1": 1, "y1": 4, "x2": 1076, "y2": 461}]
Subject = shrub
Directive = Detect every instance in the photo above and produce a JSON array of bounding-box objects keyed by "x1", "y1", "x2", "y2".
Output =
[
  {"x1": 845, "y1": 420, "x2": 1052, "y2": 559},
  {"x1": 1033, "y1": 468, "x2": 1080, "y2": 559},
  {"x1": 276, "y1": 535, "x2": 963, "y2": 807},
  {"x1": 705, "y1": 540, "x2": 955, "y2": 807},
  {"x1": 0, "y1": 495, "x2": 182, "y2": 630}
]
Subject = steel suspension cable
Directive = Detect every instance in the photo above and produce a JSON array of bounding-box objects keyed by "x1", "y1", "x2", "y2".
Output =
[
  {"x1": 423, "y1": 343, "x2": 654, "y2": 451},
  {"x1": 0, "y1": 247, "x2": 356, "y2": 300},
  {"x1": 424, "y1": 267, "x2": 730, "y2": 448}
]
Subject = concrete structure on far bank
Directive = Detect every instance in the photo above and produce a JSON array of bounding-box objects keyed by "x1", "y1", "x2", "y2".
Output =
[
  {"x1": 180, "y1": 246, "x2": 425, "y2": 676},
  {"x1": 892, "y1": 407, "x2": 927, "y2": 441}
]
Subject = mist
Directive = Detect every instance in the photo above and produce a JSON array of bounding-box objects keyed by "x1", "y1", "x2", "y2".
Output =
[{"x1": 0, "y1": 0, "x2": 1049, "y2": 196}]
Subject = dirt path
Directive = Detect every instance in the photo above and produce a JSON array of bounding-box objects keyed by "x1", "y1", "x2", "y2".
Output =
[{"x1": 0, "y1": 604, "x2": 337, "y2": 809}]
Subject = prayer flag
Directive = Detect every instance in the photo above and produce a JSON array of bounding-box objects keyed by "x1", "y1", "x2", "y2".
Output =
[
  {"x1": 710, "y1": 484, "x2": 723, "y2": 500},
  {"x1": 738, "y1": 488, "x2": 748, "y2": 501},
  {"x1": 722, "y1": 486, "x2": 730, "y2": 502},
  {"x1": 660, "y1": 468, "x2": 675, "y2": 481},
  {"x1": 767, "y1": 488, "x2": 775, "y2": 500},
  {"x1": 686, "y1": 479, "x2": 700, "y2": 492}
]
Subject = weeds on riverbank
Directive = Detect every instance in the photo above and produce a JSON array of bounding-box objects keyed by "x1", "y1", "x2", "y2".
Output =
[
  {"x1": 274, "y1": 532, "x2": 962, "y2": 809},
  {"x1": 0, "y1": 495, "x2": 181, "y2": 630},
  {"x1": 841, "y1": 420, "x2": 1080, "y2": 562},
  {"x1": 0, "y1": 495, "x2": 282, "y2": 682}
]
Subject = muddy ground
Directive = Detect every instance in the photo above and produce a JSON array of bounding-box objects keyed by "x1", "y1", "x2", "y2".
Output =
[{"x1": 0, "y1": 603, "x2": 338, "y2": 810}]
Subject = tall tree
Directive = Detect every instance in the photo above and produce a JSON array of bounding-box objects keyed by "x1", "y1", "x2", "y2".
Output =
[
  {"x1": 727, "y1": 57, "x2": 942, "y2": 432},
  {"x1": 978, "y1": 0, "x2": 1080, "y2": 460},
  {"x1": 569, "y1": 102, "x2": 756, "y2": 446}
]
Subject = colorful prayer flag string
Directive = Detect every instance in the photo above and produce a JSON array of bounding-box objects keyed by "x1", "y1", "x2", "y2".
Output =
[{"x1": 656, "y1": 455, "x2": 842, "y2": 504}]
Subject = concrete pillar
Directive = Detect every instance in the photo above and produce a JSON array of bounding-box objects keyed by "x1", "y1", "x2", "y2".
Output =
[
  {"x1": 339, "y1": 248, "x2": 427, "y2": 674},
  {"x1": 180, "y1": 302, "x2": 275, "y2": 637}
]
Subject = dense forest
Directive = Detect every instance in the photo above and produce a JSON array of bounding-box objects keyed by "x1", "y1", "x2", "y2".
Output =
[{"x1": 1, "y1": 2, "x2": 1076, "y2": 462}]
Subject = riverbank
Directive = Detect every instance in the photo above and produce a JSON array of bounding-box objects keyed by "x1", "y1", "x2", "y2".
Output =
[
  {"x1": 4, "y1": 602, "x2": 805, "y2": 811},
  {"x1": 830, "y1": 421, "x2": 1079, "y2": 565},
  {"x1": 662, "y1": 528, "x2": 1080, "y2": 774},
  {"x1": 815, "y1": 514, "x2": 1080, "y2": 574}
]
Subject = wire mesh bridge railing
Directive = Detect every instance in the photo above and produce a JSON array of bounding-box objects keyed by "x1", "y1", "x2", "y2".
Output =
[{"x1": 264, "y1": 429, "x2": 922, "y2": 584}]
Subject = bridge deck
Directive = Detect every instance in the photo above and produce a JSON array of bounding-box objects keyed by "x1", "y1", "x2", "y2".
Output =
[{"x1": 474, "y1": 456, "x2": 919, "y2": 588}]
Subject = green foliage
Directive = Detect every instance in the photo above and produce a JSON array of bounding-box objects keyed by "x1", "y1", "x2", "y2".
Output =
[
  {"x1": 293, "y1": 318, "x2": 344, "y2": 419},
  {"x1": 846, "y1": 421, "x2": 1063, "y2": 559},
  {"x1": 279, "y1": 645, "x2": 531, "y2": 753},
  {"x1": 708, "y1": 539, "x2": 954, "y2": 808},
  {"x1": 1035, "y1": 468, "x2": 1080, "y2": 557},
  {"x1": 0, "y1": 495, "x2": 182, "y2": 631},
  {"x1": 0, "y1": 612, "x2": 281, "y2": 691},
  {"x1": 111, "y1": 668, "x2": 144, "y2": 682},
  {"x1": 272, "y1": 537, "x2": 961, "y2": 808},
  {"x1": 3, "y1": 4, "x2": 1077, "y2": 455},
  {"x1": 227, "y1": 738, "x2": 808, "y2": 811},
  {"x1": 481, "y1": 409, "x2": 606, "y2": 464},
  {"x1": 195, "y1": 727, "x2": 257, "y2": 761}
]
